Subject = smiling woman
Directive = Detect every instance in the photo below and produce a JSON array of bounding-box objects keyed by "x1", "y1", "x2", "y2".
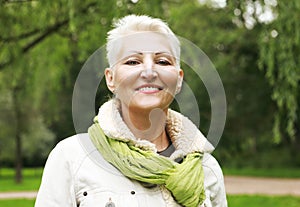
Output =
[
  {"x1": 34, "y1": 15, "x2": 227, "y2": 207},
  {"x1": 105, "y1": 49, "x2": 182, "y2": 133}
]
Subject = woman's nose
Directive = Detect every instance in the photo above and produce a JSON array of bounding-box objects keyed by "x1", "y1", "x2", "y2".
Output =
[{"x1": 140, "y1": 60, "x2": 157, "y2": 80}]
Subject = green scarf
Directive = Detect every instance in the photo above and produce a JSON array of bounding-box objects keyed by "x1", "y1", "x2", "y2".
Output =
[{"x1": 88, "y1": 118, "x2": 205, "y2": 207}]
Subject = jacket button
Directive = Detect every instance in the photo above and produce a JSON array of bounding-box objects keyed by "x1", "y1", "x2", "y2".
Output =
[
  {"x1": 131, "y1": 190, "x2": 136, "y2": 195},
  {"x1": 83, "y1": 191, "x2": 88, "y2": 196}
]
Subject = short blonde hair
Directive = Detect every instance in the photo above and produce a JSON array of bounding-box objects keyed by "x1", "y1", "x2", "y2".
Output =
[{"x1": 106, "y1": 14, "x2": 180, "y2": 68}]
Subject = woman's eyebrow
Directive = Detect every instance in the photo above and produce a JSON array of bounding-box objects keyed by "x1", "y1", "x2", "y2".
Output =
[
  {"x1": 127, "y1": 51, "x2": 143, "y2": 55},
  {"x1": 121, "y1": 51, "x2": 175, "y2": 61},
  {"x1": 127, "y1": 51, "x2": 172, "y2": 55},
  {"x1": 155, "y1": 52, "x2": 172, "y2": 55},
  {"x1": 120, "y1": 52, "x2": 143, "y2": 61},
  {"x1": 155, "y1": 52, "x2": 176, "y2": 61}
]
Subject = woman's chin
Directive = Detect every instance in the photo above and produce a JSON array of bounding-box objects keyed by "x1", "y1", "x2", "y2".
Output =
[{"x1": 128, "y1": 99, "x2": 169, "y2": 112}]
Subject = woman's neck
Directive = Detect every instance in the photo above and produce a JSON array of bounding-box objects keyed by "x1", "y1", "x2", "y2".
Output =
[{"x1": 120, "y1": 104, "x2": 170, "y2": 151}]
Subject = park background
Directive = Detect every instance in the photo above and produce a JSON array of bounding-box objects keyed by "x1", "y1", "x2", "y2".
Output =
[{"x1": 0, "y1": 0, "x2": 299, "y2": 206}]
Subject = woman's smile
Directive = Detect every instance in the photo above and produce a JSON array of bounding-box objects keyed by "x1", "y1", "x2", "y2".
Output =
[{"x1": 135, "y1": 84, "x2": 163, "y2": 94}]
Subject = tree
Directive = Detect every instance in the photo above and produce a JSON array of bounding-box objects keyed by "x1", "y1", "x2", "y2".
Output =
[
  {"x1": 258, "y1": 1, "x2": 300, "y2": 162},
  {"x1": 1, "y1": 0, "x2": 298, "y2": 177},
  {"x1": 168, "y1": 1, "x2": 276, "y2": 166},
  {"x1": 0, "y1": 0, "x2": 171, "y2": 182}
]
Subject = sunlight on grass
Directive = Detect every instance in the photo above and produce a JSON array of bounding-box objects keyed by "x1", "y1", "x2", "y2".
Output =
[
  {"x1": 0, "y1": 168, "x2": 42, "y2": 192},
  {"x1": 228, "y1": 195, "x2": 300, "y2": 207},
  {"x1": 0, "y1": 199, "x2": 35, "y2": 207},
  {"x1": 223, "y1": 167, "x2": 300, "y2": 178}
]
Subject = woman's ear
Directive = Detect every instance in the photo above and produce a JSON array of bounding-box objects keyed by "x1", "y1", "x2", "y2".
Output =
[
  {"x1": 105, "y1": 68, "x2": 115, "y2": 93},
  {"x1": 176, "y1": 69, "x2": 184, "y2": 94}
]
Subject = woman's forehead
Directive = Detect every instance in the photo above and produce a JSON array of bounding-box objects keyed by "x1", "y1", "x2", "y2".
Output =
[{"x1": 115, "y1": 32, "x2": 175, "y2": 62}]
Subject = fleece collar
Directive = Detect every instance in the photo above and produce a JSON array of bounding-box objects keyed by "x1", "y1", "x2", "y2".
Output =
[{"x1": 97, "y1": 99, "x2": 214, "y2": 160}]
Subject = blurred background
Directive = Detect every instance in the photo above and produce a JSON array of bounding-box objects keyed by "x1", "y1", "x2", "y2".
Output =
[{"x1": 0, "y1": 0, "x2": 299, "y2": 206}]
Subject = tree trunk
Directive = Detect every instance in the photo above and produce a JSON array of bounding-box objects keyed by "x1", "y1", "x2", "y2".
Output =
[
  {"x1": 15, "y1": 131, "x2": 22, "y2": 183},
  {"x1": 12, "y1": 86, "x2": 22, "y2": 183}
]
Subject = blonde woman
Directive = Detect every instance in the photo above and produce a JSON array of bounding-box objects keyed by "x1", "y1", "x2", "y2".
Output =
[{"x1": 35, "y1": 15, "x2": 227, "y2": 207}]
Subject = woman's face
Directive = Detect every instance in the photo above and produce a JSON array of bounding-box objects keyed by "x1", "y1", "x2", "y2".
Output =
[{"x1": 105, "y1": 32, "x2": 183, "y2": 113}]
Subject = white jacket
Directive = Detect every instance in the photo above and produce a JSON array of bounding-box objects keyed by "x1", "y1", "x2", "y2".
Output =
[{"x1": 35, "y1": 100, "x2": 227, "y2": 207}]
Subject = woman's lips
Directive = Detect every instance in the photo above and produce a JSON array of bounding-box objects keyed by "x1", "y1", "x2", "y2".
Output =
[{"x1": 136, "y1": 85, "x2": 163, "y2": 94}]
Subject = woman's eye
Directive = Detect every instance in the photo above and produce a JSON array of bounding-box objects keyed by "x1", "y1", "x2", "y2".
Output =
[
  {"x1": 124, "y1": 60, "x2": 140, "y2": 65},
  {"x1": 156, "y1": 59, "x2": 171, "y2": 66}
]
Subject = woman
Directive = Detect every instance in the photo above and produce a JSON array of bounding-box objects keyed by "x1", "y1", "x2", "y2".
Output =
[{"x1": 35, "y1": 15, "x2": 227, "y2": 207}]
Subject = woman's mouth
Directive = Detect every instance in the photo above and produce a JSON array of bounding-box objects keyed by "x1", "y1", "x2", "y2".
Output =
[{"x1": 136, "y1": 85, "x2": 163, "y2": 93}]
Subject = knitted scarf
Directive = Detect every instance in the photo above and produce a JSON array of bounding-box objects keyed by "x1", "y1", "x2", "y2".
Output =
[{"x1": 88, "y1": 117, "x2": 206, "y2": 207}]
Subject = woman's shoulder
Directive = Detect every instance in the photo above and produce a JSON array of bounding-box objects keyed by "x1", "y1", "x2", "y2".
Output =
[
  {"x1": 202, "y1": 153, "x2": 225, "y2": 191},
  {"x1": 202, "y1": 153, "x2": 224, "y2": 183},
  {"x1": 202, "y1": 153, "x2": 227, "y2": 206},
  {"x1": 49, "y1": 133, "x2": 94, "y2": 161},
  {"x1": 54, "y1": 133, "x2": 88, "y2": 150}
]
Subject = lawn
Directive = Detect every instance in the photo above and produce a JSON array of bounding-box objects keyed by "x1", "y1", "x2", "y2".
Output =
[
  {"x1": 0, "y1": 168, "x2": 42, "y2": 192},
  {"x1": 222, "y1": 167, "x2": 300, "y2": 178},
  {"x1": 1, "y1": 195, "x2": 300, "y2": 207},
  {"x1": 0, "y1": 199, "x2": 35, "y2": 207},
  {"x1": 1, "y1": 167, "x2": 300, "y2": 192},
  {"x1": 227, "y1": 195, "x2": 300, "y2": 207},
  {"x1": 1, "y1": 167, "x2": 300, "y2": 207}
]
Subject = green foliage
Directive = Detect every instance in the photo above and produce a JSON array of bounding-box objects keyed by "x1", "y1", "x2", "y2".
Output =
[
  {"x1": 259, "y1": 1, "x2": 300, "y2": 144},
  {"x1": 168, "y1": 1, "x2": 276, "y2": 164},
  {"x1": 0, "y1": 0, "x2": 175, "y2": 167},
  {"x1": 22, "y1": 117, "x2": 55, "y2": 166},
  {"x1": 0, "y1": 82, "x2": 55, "y2": 167},
  {"x1": 0, "y1": 0, "x2": 299, "y2": 169}
]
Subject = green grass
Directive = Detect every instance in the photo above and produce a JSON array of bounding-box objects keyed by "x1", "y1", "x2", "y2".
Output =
[
  {"x1": 223, "y1": 167, "x2": 300, "y2": 178},
  {"x1": 1, "y1": 167, "x2": 300, "y2": 193},
  {"x1": 227, "y1": 195, "x2": 300, "y2": 207},
  {"x1": 0, "y1": 168, "x2": 42, "y2": 192},
  {"x1": 0, "y1": 199, "x2": 35, "y2": 207},
  {"x1": 0, "y1": 168, "x2": 43, "y2": 178},
  {"x1": 0, "y1": 196, "x2": 299, "y2": 207}
]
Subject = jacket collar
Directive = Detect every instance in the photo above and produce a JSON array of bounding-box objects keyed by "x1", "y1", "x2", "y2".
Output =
[{"x1": 97, "y1": 99, "x2": 214, "y2": 160}]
